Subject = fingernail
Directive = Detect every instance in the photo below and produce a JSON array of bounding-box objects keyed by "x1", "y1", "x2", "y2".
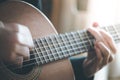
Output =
[{"x1": 93, "y1": 22, "x2": 99, "y2": 27}]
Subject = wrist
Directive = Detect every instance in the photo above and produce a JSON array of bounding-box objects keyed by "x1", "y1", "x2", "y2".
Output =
[
  {"x1": 70, "y1": 57, "x2": 94, "y2": 80},
  {"x1": 82, "y1": 59, "x2": 95, "y2": 78}
]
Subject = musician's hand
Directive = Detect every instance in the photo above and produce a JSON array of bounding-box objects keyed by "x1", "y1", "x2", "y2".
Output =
[
  {"x1": 83, "y1": 23, "x2": 117, "y2": 77},
  {"x1": 0, "y1": 22, "x2": 34, "y2": 66}
]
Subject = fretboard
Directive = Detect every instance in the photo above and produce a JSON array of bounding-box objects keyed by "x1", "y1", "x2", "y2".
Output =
[{"x1": 24, "y1": 24, "x2": 120, "y2": 67}]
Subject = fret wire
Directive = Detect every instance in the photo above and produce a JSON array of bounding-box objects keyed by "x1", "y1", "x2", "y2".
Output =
[
  {"x1": 112, "y1": 25, "x2": 120, "y2": 43},
  {"x1": 115, "y1": 25, "x2": 120, "y2": 31},
  {"x1": 102, "y1": 25, "x2": 120, "y2": 44},
  {"x1": 22, "y1": 23, "x2": 120, "y2": 67},
  {"x1": 70, "y1": 32, "x2": 79, "y2": 54},
  {"x1": 34, "y1": 40, "x2": 91, "y2": 54},
  {"x1": 29, "y1": 42, "x2": 92, "y2": 65},
  {"x1": 64, "y1": 33, "x2": 74, "y2": 56},
  {"x1": 32, "y1": 31, "x2": 94, "y2": 57},
  {"x1": 33, "y1": 41, "x2": 43, "y2": 65},
  {"x1": 33, "y1": 47, "x2": 87, "y2": 65},
  {"x1": 75, "y1": 33, "x2": 88, "y2": 53},
  {"x1": 71, "y1": 32, "x2": 78, "y2": 45},
  {"x1": 85, "y1": 31, "x2": 94, "y2": 49},
  {"x1": 71, "y1": 32, "x2": 80, "y2": 55},
  {"x1": 65, "y1": 33, "x2": 76, "y2": 56},
  {"x1": 51, "y1": 36, "x2": 60, "y2": 60},
  {"x1": 48, "y1": 36, "x2": 58, "y2": 61},
  {"x1": 105, "y1": 26, "x2": 112, "y2": 36},
  {"x1": 31, "y1": 49, "x2": 40, "y2": 65},
  {"x1": 55, "y1": 35, "x2": 64, "y2": 59},
  {"x1": 55, "y1": 36, "x2": 64, "y2": 59},
  {"x1": 32, "y1": 41, "x2": 41, "y2": 65},
  {"x1": 78, "y1": 30, "x2": 88, "y2": 51},
  {"x1": 36, "y1": 39, "x2": 47, "y2": 63},
  {"x1": 38, "y1": 39, "x2": 46, "y2": 63},
  {"x1": 34, "y1": 39, "x2": 90, "y2": 55},
  {"x1": 60, "y1": 34, "x2": 70, "y2": 57},
  {"x1": 40, "y1": 38, "x2": 50, "y2": 63},
  {"x1": 34, "y1": 37, "x2": 93, "y2": 48},
  {"x1": 63, "y1": 33, "x2": 74, "y2": 57},
  {"x1": 60, "y1": 35, "x2": 67, "y2": 57},
  {"x1": 32, "y1": 44, "x2": 91, "y2": 65},
  {"x1": 103, "y1": 26, "x2": 116, "y2": 43},
  {"x1": 34, "y1": 31, "x2": 94, "y2": 46},
  {"x1": 32, "y1": 24, "x2": 120, "y2": 64},
  {"x1": 22, "y1": 44, "x2": 87, "y2": 67},
  {"x1": 107, "y1": 25, "x2": 120, "y2": 41},
  {"x1": 108, "y1": 26, "x2": 117, "y2": 35},
  {"x1": 35, "y1": 39, "x2": 45, "y2": 64},
  {"x1": 45, "y1": 37, "x2": 55, "y2": 61},
  {"x1": 4, "y1": 24, "x2": 120, "y2": 68},
  {"x1": 115, "y1": 24, "x2": 120, "y2": 29},
  {"x1": 34, "y1": 32, "x2": 94, "y2": 49},
  {"x1": 113, "y1": 25, "x2": 120, "y2": 38},
  {"x1": 23, "y1": 30, "x2": 95, "y2": 66},
  {"x1": 82, "y1": 31, "x2": 92, "y2": 51}
]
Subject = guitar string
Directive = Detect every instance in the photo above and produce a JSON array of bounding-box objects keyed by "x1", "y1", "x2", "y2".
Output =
[
  {"x1": 0, "y1": 43, "x2": 91, "y2": 70},
  {"x1": 24, "y1": 26, "x2": 119, "y2": 62},
  {"x1": 14, "y1": 24, "x2": 120, "y2": 65},
  {"x1": 1, "y1": 26, "x2": 120, "y2": 69},
  {"x1": 24, "y1": 30, "x2": 94, "y2": 61},
  {"x1": 11, "y1": 46, "x2": 90, "y2": 70},
  {"x1": 0, "y1": 32, "x2": 94, "y2": 69},
  {"x1": 23, "y1": 26, "x2": 120, "y2": 60},
  {"x1": 7, "y1": 32, "x2": 120, "y2": 71},
  {"x1": 0, "y1": 24, "x2": 120, "y2": 69},
  {"x1": 0, "y1": 30, "x2": 120, "y2": 70},
  {"x1": 15, "y1": 24, "x2": 120, "y2": 69}
]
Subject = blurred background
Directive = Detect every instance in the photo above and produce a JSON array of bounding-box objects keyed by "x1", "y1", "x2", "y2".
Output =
[{"x1": 42, "y1": 0, "x2": 120, "y2": 80}]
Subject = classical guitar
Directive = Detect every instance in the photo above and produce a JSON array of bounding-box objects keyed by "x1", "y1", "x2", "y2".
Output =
[{"x1": 0, "y1": 1, "x2": 120, "y2": 80}]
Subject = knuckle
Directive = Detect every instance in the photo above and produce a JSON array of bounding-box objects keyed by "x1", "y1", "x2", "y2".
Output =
[
  {"x1": 24, "y1": 51, "x2": 30, "y2": 58},
  {"x1": 109, "y1": 54, "x2": 114, "y2": 62},
  {"x1": 22, "y1": 47, "x2": 30, "y2": 60},
  {"x1": 8, "y1": 53, "x2": 16, "y2": 62},
  {"x1": 98, "y1": 57, "x2": 103, "y2": 62},
  {"x1": 7, "y1": 23, "x2": 19, "y2": 32},
  {"x1": 113, "y1": 47, "x2": 117, "y2": 54},
  {"x1": 107, "y1": 35, "x2": 112, "y2": 41}
]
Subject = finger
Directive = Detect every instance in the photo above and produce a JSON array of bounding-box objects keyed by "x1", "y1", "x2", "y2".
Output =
[
  {"x1": 15, "y1": 56, "x2": 23, "y2": 67},
  {"x1": 87, "y1": 27, "x2": 109, "y2": 48},
  {"x1": 4, "y1": 23, "x2": 34, "y2": 48},
  {"x1": 92, "y1": 22, "x2": 99, "y2": 28},
  {"x1": 16, "y1": 24, "x2": 34, "y2": 48},
  {"x1": 15, "y1": 44, "x2": 30, "y2": 60},
  {"x1": 99, "y1": 29, "x2": 117, "y2": 54},
  {"x1": 4, "y1": 23, "x2": 20, "y2": 32},
  {"x1": 87, "y1": 27, "x2": 102, "y2": 41},
  {"x1": 3, "y1": 52, "x2": 23, "y2": 66},
  {"x1": 3, "y1": 52, "x2": 17, "y2": 63},
  {"x1": 94, "y1": 42, "x2": 104, "y2": 69},
  {"x1": 16, "y1": 32, "x2": 34, "y2": 49},
  {"x1": 94, "y1": 42, "x2": 103, "y2": 64},
  {"x1": 97, "y1": 42, "x2": 114, "y2": 64}
]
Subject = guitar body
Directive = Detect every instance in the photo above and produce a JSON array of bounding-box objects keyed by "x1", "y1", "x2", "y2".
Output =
[{"x1": 0, "y1": 1, "x2": 74, "y2": 80}]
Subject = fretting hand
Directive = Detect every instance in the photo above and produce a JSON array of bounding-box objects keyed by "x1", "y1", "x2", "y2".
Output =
[{"x1": 83, "y1": 23, "x2": 117, "y2": 77}]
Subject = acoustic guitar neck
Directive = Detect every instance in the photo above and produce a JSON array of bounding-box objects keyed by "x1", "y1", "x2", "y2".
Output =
[{"x1": 23, "y1": 24, "x2": 120, "y2": 68}]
